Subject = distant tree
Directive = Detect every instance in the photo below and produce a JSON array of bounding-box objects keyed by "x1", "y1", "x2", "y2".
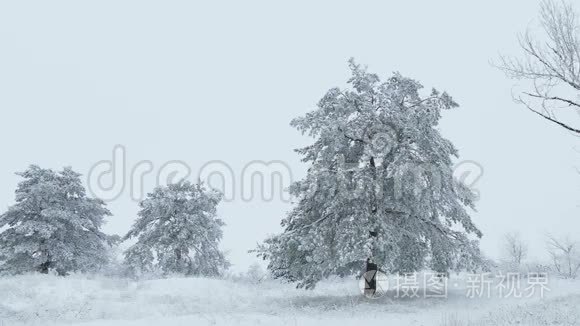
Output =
[
  {"x1": 255, "y1": 60, "x2": 482, "y2": 289},
  {"x1": 498, "y1": 0, "x2": 580, "y2": 134},
  {"x1": 0, "y1": 165, "x2": 113, "y2": 275},
  {"x1": 123, "y1": 181, "x2": 229, "y2": 277},
  {"x1": 546, "y1": 234, "x2": 580, "y2": 279},
  {"x1": 245, "y1": 262, "x2": 266, "y2": 284},
  {"x1": 503, "y1": 232, "x2": 528, "y2": 266}
]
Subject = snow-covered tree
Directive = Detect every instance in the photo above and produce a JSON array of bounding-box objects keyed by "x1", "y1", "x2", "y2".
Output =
[
  {"x1": 0, "y1": 165, "x2": 113, "y2": 275},
  {"x1": 256, "y1": 60, "x2": 483, "y2": 289},
  {"x1": 123, "y1": 181, "x2": 229, "y2": 277}
]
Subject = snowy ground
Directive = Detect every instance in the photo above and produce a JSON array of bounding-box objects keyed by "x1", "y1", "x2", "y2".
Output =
[{"x1": 0, "y1": 273, "x2": 579, "y2": 326}]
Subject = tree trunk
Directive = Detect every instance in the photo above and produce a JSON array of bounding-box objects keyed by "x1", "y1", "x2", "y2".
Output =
[
  {"x1": 39, "y1": 261, "x2": 50, "y2": 274},
  {"x1": 364, "y1": 258, "x2": 378, "y2": 296},
  {"x1": 364, "y1": 156, "x2": 380, "y2": 297},
  {"x1": 175, "y1": 248, "x2": 182, "y2": 261},
  {"x1": 39, "y1": 250, "x2": 51, "y2": 274}
]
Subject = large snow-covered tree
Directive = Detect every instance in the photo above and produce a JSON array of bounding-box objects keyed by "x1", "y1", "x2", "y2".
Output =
[
  {"x1": 256, "y1": 60, "x2": 483, "y2": 289},
  {"x1": 123, "y1": 181, "x2": 229, "y2": 276},
  {"x1": 0, "y1": 165, "x2": 113, "y2": 275}
]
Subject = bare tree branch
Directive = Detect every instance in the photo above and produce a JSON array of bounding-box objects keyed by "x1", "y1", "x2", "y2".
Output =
[
  {"x1": 518, "y1": 95, "x2": 580, "y2": 133},
  {"x1": 498, "y1": 0, "x2": 580, "y2": 134}
]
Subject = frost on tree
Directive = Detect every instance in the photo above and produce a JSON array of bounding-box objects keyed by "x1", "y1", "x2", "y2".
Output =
[
  {"x1": 123, "y1": 181, "x2": 229, "y2": 276},
  {"x1": 256, "y1": 60, "x2": 483, "y2": 289},
  {"x1": 0, "y1": 165, "x2": 113, "y2": 275}
]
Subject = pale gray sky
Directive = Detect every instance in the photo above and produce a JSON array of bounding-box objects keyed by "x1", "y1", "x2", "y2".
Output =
[{"x1": 1, "y1": 0, "x2": 579, "y2": 272}]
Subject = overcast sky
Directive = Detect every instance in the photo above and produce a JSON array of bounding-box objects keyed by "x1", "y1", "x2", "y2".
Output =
[{"x1": 1, "y1": 0, "x2": 579, "y2": 272}]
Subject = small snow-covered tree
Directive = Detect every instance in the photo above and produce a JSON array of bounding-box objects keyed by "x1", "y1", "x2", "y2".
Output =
[
  {"x1": 123, "y1": 181, "x2": 229, "y2": 277},
  {"x1": 546, "y1": 235, "x2": 580, "y2": 279},
  {"x1": 0, "y1": 165, "x2": 113, "y2": 275},
  {"x1": 503, "y1": 232, "x2": 528, "y2": 267},
  {"x1": 245, "y1": 262, "x2": 266, "y2": 284},
  {"x1": 256, "y1": 60, "x2": 482, "y2": 289}
]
